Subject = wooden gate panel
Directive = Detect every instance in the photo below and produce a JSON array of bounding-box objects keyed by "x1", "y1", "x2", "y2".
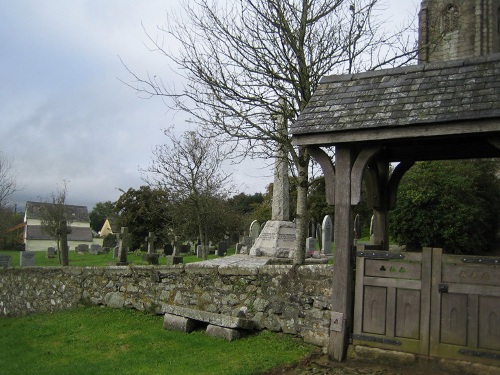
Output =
[
  {"x1": 353, "y1": 248, "x2": 430, "y2": 355},
  {"x1": 362, "y1": 286, "x2": 386, "y2": 335},
  {"x1": 430, "y1": 250, "x2": 500, "y2": 365},
  {"x1": 395, "y1": 289, "x2": 420, "y2": 339},
  {"x1": 478, "y1": 295, "x2": 500, "y2": 351},
  {"x1": 439, "y1": 293, "x2": 468, "y2": 346}
]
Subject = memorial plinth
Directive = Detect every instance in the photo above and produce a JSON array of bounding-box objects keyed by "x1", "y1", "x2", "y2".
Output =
[{"x1": 249, "y1": 220, "x2": 295, "y2": 258}]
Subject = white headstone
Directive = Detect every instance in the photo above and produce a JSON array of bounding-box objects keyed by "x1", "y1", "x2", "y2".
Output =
[
  {"x1": 322, "y1": 215, "x2": 333, "y2": 255},
  {"x1": 249, "y1": 220, "x2": 260, "y2": 243}
]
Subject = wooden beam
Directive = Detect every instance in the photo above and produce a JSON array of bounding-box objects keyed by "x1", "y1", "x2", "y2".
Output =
[
  {"x1": 387, "y1": 161, "x2": 415, "y2": 210},
  {"x1": 292, "y1": 118, "x2": 500, "y2": 146},
  {"x1": 329, "y1": 145, "x2": 354, "y2": 361},
  {"x1": 307, "y1": 146, "x2": 335, "y2": 205},
  {"x1": 351, "y1": 146, "x2": 381, "y2": 205}
]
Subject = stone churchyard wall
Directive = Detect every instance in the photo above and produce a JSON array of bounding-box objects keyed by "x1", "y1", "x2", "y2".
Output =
[{"x1": 0, "y1": 264, "x2": 333, "y2": 347}]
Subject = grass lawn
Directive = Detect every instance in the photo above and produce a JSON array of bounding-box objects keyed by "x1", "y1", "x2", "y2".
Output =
[
  {"x1": 0, "y1": 249, "x2": 226, "y2": 268},
  {"x1": 0, "y1": 307, "x2": 317, "y2": 375}
]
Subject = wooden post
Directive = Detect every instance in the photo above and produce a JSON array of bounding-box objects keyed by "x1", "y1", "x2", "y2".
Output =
[
  {"x1": 329, "y1": 145, "x2": 354, "y2": 361},
  {"x1": 371, "y1": 160, "x2": 390, "y2": 250}
]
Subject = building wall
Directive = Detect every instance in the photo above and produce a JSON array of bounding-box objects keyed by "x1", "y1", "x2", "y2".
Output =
[
  {"x1": 419, "y1": 0, "x2": 500, "y2": 62},
  {"x1": 0, "y1": 264, "x2": 333, "y2": 348}
]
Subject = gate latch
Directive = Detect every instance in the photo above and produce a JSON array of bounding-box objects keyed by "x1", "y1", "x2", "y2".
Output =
[{"x1": 438, "y1": 283, "x2": 449, "y2": 294}]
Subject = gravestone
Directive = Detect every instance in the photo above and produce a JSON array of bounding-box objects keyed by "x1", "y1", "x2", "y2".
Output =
[
  {"x1": 306, "y1": 237, "x2": 316, "y2": 256},
  {"x1": 235, "y1": 243, "x2": 243, "y2": 254},
  {"x1": 163, "y1": 244, "x2": 173, "y2": 256},
  {"x1": 20, "y1": 251, "x2": 36, "y2": 267},
  {"x1": 90, "y1": 244, "x2": 102, "y2": 255},
  {"x1": 216, "y1": 241, "x2": 228, "y2": 256},
  {"x1": 0, "y1": 254, "x2": 11, "y2": 268},
  {"x1": 196, "y1": 244, "x2": 204, "y2": 258},
  {"x1": 76, "y1": 244, "x2": 89, "y2": 253},
  {"x1": 180, "y1": 244, "x2": 191, "y2": 253},
  {"x1": 116, "y1": 227, "x2": 129, "y2": 266},
  {"x1": 46, "y1": 247, "x2": 56, "y2": 258},
  {"x1": 308, "y1": 219, "x2": 316, "y2": 238},
  {"x1": 249, "y1": 220, "x2": 260, "y2": 244},
  {"x1": 145, "y1": 232, "x2": 157, "y2": 254},
  {"x1": 316, "y1": 224, "x2": 323, "y2": 251},
  {"x1": 143, "y1": 253, "x2": 159, "y2": 265},
  {"x1": 354, "y1": 214, "x2": 362, "y2": 240},
  {"x1": 322, "y1": 215, "x2": 333, "y2": 255},
  {"x1": 113, "y1": 246, "x2": 119, "y2": 258}
]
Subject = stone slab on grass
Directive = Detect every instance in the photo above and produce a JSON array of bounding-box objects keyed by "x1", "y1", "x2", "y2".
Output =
[
  {"x1": 206, "y1": 324, "x2": 241, "y2": 341},
  {"x1": 163, "y1": 313, "x2": 197, "y2": 333},
  {"x1": 163, "y1": 304, "x2": 254, "y2": 330}
]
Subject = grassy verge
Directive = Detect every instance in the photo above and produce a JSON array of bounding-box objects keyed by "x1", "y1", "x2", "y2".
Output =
[
  {"x1": 0, "y1": 307, "x2": 317, "y2": 375},
  {"x1": 0, "y1": 249, "x2": 228, "y2": 268}
]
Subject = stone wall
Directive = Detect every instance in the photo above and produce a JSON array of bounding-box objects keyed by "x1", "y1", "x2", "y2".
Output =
[{"x1": 0, "y1": 263, "x2": 333, "y2": 347}]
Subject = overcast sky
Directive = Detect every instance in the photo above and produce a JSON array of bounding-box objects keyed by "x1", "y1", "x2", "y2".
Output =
[{"x1": 1, "y1": 0, "x2": 418, "y2": 212}]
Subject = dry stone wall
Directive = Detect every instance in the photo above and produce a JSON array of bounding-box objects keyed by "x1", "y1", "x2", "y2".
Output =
[{"x1": 0, "y1": 263, "x2": 333, "y2": 347}]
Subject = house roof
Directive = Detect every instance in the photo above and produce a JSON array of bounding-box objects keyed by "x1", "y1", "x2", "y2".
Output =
[
  {"x1": 25, "y1": 201, "x2": 90, "y2": 222},
  {"x1": 26, "y1": 225, "x2": 93, "y2": 242},
  {"x1": 291, "y1": 53, "x2": 500, "y2": 145}
]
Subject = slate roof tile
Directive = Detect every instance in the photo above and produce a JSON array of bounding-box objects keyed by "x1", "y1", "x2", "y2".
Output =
[{"x1": 292, "y1": 54, "x2": 500, "y2": 135}]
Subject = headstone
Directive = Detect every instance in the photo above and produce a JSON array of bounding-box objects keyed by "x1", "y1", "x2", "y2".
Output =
[
  {"x1": 145, "y1": 232, "x2": 157, "y2": 254},
  {"x1": 316, "y1": 224, "x2": 323, "y2": 251},
  {"x1": 0, "y1": 254, "x2": 11, "y2": 268},
  {"x1": 249, "y1": 220, "x2": 260, "y2": 244},
  {"x1": 116, "y1": 227, "x2": 129, "y2": 266},
  {"x1": 196, "y1": 244, "x2": 204, "y2": 258},
  {"x1": 46, "y1": 247, "x2": 56, "y2": 258},
  {"x1": 308, "y1": 218, "x2": 316, "y2": 238},
  {"x1": 76, "y1": 244, "x2": 89, "y2": 253},
  {"x1": 163, "y1": 244, "x2": 173, "y2": 256},
  {"x1": 180, "y1": 244, "x2": 191, "y2": 253},
  {"x1": 216, "y1": 241, "x2": 228, "y2": 256},
  {"x1": 354, "y1": 214, "x2": 362, "y2": 240},
  {"x1": 143, "y1": 253, "x2": 159, "y2": 265},
  {"x1": 90, "y1": 244, "x2": 102, "y2": 255},
  {"x1": 322, "y1": 215, "x2": 333, "y2": 255},
  {"x1": 113, "y1": 246, "x2": 119, "y2": 258},
  {"x1": 20, "y1": 251, "x2": 36, "y2": 267},
  {"x1": 235, "y1": 243, "x2": 243, "y2": 254},
  {"x1": 172, "y1": 240, "x2": 180, "y2": 256},
  {"x1": 306, "y1": 237, "x2": 316, "y2": 256}
]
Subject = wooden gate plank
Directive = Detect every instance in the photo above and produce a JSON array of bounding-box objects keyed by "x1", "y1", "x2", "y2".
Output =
[{"x1": 419, "y1": 248, "x2": 432, "y2": 355}]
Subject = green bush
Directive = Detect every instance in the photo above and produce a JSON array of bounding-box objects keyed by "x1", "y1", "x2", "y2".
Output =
[{"x1": 390, "y1": 160, "x2": 500, "y2": 254}]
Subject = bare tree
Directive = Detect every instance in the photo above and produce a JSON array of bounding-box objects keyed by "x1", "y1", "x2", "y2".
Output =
[
  {"x1": 0, "y1": 152, "x2": 21, "y2": 209},
  {"x1": 124, "y1": 0, "x2": 418, "y2": 263},
  {"x1": 39, "y1": 181, "x2": 71, "y2": 266},
  {"x1": 143, "y1": 129, "x2": 235, "y2": 259}
]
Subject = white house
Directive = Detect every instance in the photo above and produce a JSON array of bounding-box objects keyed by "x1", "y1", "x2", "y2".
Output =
[{"x1": 24, "y1": 201, "x2": 93, "y2": 251}]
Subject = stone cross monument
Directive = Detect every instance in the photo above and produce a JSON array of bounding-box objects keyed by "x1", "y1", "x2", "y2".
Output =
[{"x1": 250, "y1": 101, "x2": 296, "y2": 258}]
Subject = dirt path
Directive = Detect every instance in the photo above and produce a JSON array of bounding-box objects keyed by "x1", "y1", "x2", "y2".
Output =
[{"x1": 262, "y1": 353, "x2": 462, "y2": 375}]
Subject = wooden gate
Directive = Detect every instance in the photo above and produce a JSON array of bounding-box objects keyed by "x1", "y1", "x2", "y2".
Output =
[{"x1": 353, "y1": 247, "x2": 500, "y2": 365}]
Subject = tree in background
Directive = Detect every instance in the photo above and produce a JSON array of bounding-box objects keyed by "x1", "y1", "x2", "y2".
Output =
[
  {"x1": 125, "y1": 0, "x2": 418, "y2": 263},
  {"x1": 390, "y1": 160, "x2": 500, "y2": 254},
  {"x1": 0, "y1": 152, "x2": 23, "y2": 249},
  {"x1": 115, "y1": 186, "x2": 171, "y2": 251},
  {"x1": 89, "y1": 201, "x2": 116, "y2": 233},
  {"x1": 39, "y1": 181, "x2": 71, "y2": 265},
  {"x1": 143, "y1": 130, "x2": 235, "y2": 259}
]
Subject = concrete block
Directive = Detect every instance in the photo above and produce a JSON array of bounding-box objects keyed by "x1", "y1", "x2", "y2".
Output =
[
  {"x1": 163, "y1": 313, "x2": 196, "y2": 333},
  {"x1": 206, "y1": 324, "x2": 241, "y2": 341}
]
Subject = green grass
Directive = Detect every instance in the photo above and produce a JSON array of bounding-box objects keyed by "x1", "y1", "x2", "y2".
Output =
[
  {"x1": 0, "y1": 307, "x2": 317, "y2": 375},
  {"x1": 0, "y1": 249, "x2": 228, "y2": 268}
]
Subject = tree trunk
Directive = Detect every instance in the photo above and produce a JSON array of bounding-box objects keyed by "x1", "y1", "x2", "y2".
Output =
[
  {"x1": 60, "y1": 221, "x2": 69, "y2": 266},
  {"x1": 294, "y1": 147, "x2": 309, "y2": 265}
]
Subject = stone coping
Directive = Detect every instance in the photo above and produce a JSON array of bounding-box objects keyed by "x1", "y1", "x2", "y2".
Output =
[{"x1": 163, "y1": 305, "x2": 254, "y2": 330}]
